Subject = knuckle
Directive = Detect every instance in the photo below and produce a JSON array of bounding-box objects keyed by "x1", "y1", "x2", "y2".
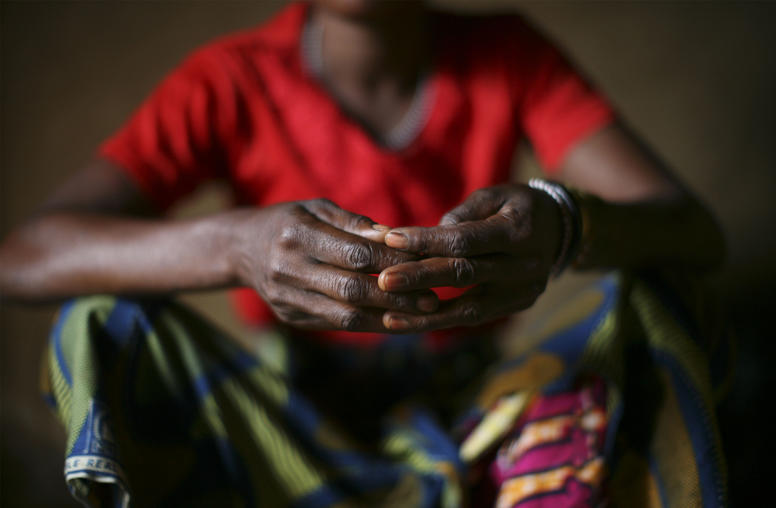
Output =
[
  {"x1": 264, "y1": 288, "x2": 285, "y2": 308},
  {"x1": 278, "y1": 222, "x2": 305, "y2": 248},
  {"x1": 448, "y1": 234, "x2": 471, "y2": 257},
  {"x1": 501, "y1": 205, "x2": 523, "y2": 226},
  {"x1": 449, "y1": 257, "x2": 475, "y2": 285},
  {"x1": 441, "y1": 211, "x2": 462, "y2": 225},
  {"x1": 275, "y1": 307, "x2": 293, "y2": 322},
  {"x1": 344, "y1": 242, "x2": 372, "y2": 271},
  {"x1": 285, "y1": 202, "x2": 306, "y2": 213},
  {"x1": 411, "y1": 317, "x2": 428, "y2": 331},
  {"x1": 351, "y1": 214, "x2": 374, "y2": 229},
  {"x1": 267, "y1": 257, "x2": 289, "y2": 283},
  {"x1": 388, "y1": 293, "x2": 412, "y2": 310},
  {"x1": 288, "y1": 202, "x2": 312, "y2": 219},
  {"x1": 338, "y1": 276, "x2": 367, "y2": 303},
  {"x1": 460, "y1": 302, "x2": 483, "y2": 324},
  {"x1": 269, "y1": 267, "x2": 285, "y2": 284},
  {"x1": 502, "y1": 206, "x2": 530, "y2": 240},
  {"x1": 338, "y1": 309, "x2": 363, "y2": 331},
  {"x1": 272, "y1": 303, "x2": 296, "y2": 323},
  {"x1": 267, "y1": 253, "x2": 305, "y2": 286},
  {"x1": 309, "y1": 197, "x2": 334, "y2": 207}
]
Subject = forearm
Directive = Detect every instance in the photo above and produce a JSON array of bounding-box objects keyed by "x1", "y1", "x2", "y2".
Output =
[
  {"x1": 572, "y1": 192, "x2": 725, "y2": 271},
  {"x1": 0, "y1": 211, "x2": 242, "y2": 303},
  {"x1": 555, "y1": 125, "x2": 725, "y2": 272}
]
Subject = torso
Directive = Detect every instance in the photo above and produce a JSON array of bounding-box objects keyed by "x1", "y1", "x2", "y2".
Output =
[{"x1": 212, "y1": 4, "x2": 522, "y2": 339}]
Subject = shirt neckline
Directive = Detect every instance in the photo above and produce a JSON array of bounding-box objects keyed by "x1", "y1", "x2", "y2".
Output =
[{"x1": 298, "y1": 6, "x2": 437, "y2": 153}]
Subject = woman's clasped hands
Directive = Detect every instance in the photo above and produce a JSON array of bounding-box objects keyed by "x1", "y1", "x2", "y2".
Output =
[{"x1": 235, "y1": 184, "x2": 562, "y2": 334}]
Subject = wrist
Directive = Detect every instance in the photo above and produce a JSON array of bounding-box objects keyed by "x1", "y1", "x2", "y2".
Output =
[
  {"x1": 527, "y1": 179, "x2": 581, "y2": 276},
  {"x1": 566, "y1": 189, "x2": 603, "y2": 269},
  {"x1": 215, "y1": 209, "x2": 260, "y2": 288}
]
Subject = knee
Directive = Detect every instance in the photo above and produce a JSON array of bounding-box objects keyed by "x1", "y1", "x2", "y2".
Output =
[{"x1": 51, "y1": 295, "x2": 161, "y2": 351}]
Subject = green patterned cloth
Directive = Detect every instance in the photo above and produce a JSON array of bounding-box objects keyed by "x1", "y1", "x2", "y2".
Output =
[{"x1": 42, "y1": 272, "x2": 729, "y2": 507}]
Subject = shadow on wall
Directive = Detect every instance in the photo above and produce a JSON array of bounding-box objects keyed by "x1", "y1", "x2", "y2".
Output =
[{"x1": 1, "y1": 1, "x2": 774, "y2": 506}]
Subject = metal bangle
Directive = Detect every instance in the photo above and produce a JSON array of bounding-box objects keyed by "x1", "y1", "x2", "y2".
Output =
[{"x1": 527, "y1": 178, "x2": 582, "y2": 276}]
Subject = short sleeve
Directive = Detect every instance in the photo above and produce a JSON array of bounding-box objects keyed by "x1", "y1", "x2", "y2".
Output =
[
  {"x1": 511, "y1": 18, "x2": 615, "y2": 172},
  {"x1": 99, "y1": 47, "x2": 235, "y2": 211}
]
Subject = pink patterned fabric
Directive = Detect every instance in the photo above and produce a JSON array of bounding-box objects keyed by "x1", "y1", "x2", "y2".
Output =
[{"x1": 492, "y1": 378, "x2": 608, "y2": 507}]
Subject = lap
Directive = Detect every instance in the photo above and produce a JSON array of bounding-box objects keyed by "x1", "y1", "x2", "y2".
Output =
[{"x1": 42, "y1": 273, "x2": 728, "y2": 507}]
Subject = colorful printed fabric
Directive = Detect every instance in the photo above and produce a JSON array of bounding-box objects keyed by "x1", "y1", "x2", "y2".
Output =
[{"x1": 41, "y1": 272, "x2": 728, "y2": 507}]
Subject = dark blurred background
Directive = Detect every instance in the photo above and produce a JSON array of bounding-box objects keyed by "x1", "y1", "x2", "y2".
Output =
[{"x1": 1, "y1": 1, "x2": 774, "y2": 506}]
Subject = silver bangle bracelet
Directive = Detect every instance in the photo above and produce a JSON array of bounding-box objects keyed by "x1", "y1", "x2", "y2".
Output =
[{"x1": 527, "y1": 178, "x2": 582, "y2": 276}]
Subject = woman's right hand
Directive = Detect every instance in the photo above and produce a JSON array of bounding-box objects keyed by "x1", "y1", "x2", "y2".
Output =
[{"x1": 229, "y1": 199, "x2": 439, "y2": 332}]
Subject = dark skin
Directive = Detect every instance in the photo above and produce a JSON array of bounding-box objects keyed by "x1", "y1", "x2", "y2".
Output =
[
  {"x1": 0, "y1": 2, "x2": 725, "y2": 334},
  {"x1": 379, "y1": 125, "x2": 725, "y2": 332}
]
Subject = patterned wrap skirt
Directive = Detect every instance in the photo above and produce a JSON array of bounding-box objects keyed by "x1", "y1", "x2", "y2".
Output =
[{"x1": 42, "y1": 272, "x2": 729, "y2": 507}]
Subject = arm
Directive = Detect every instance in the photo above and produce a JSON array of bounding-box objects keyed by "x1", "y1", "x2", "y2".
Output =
[
  {"x1": 560, "y1": 124, "x2": 725, "y2": 270},
  {"x1": 0, "y1": 160, "x2": 436, "y2": 331},
  {"x1": 0, "y1": 159, "x2": 237, "y2": 302},
  {"x1": 374, "y1": 123, "x2": 725, "y2": 332}
]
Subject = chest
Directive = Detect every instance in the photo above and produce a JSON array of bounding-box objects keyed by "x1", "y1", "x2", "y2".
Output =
[{"x1": 224, "y1": 60, "x2": 520, "y2": 228}]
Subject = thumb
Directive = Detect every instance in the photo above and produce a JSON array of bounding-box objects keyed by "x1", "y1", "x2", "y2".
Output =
[{"x1": 302, "y1": 198, "x2": 390, "y2": 242}]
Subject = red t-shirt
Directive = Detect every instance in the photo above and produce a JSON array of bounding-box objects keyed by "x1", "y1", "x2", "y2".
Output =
[{"x1": 100, "y1": 2, "x2": 614, "y2": 346}]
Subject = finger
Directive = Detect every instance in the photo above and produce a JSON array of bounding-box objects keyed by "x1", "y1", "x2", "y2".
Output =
[
  {"x1": 291, "y1": 290, "x2": 389, "y2": 332},
  {"x1": 269, "y1": 284, "x2": 389, "y2": 332},
  {"x1": 287, "y1": 262, "x2": 439, "y2": 312},
  {"x1": 385, "y1": 212, "x2": 517, "y2": 257},
  {"x1": 293, "y1": 211, "x2": 416, "y2": 272},
  {"x1": 382, "y1": 283, "x2": 545, "y2": 333},
  {"x1": 303, "y1": 198, "x2": 390, "y2": 242},
  {"x1": 439, "y1": 188, "x2": 506, "y2": 225},
  {"x1": 378, "y1": 255, "x2": 541, "y2": 292}
]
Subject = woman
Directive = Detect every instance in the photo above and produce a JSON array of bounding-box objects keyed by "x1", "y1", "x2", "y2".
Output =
[{"x1": 0, "y1": 1, "x2": 726, "y2": 506}]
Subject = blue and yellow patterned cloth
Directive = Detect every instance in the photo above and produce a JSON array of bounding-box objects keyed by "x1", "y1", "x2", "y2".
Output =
[{"x1": 42, "y1": 272, "x2": 729, "y2": 507}]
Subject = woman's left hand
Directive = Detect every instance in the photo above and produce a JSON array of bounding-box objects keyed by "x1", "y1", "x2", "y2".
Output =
[{"x1": 378, "y1": 184, "x2": 563, "y2": 332}]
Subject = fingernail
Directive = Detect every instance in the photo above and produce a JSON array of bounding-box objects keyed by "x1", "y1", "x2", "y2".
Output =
[
  {"x1": 372, "y1": 224, "x2": 390, "y2": 232},
  {"x1": 381, "y1": 272, "x2": 408, "y2": 291},
  {"x1": 387, "y1": 315, "x2": 410, "y2": 330},
  {"x1": 385, "y1": 231, "x2": 409, "y2": 249},
  {"x1": 417, "y1": 295, "x2": 438, "y2": 313}
]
